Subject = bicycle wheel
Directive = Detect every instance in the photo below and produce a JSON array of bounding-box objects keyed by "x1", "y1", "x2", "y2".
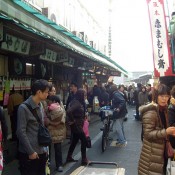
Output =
[{"x1": 102, "y1": 124, "x2": 108, "y2": 152}]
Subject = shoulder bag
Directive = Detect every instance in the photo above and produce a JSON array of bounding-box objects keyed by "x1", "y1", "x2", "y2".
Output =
[{"x1": 23, "y1": 103, "x2": 52, "y2": 147}]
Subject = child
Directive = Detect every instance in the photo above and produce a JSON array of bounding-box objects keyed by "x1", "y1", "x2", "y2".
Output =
[{"x1": 46, "y1": 95, "x2": 66, "y2": 172}]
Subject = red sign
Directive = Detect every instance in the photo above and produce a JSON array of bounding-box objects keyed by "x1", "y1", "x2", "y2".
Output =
[{"x1": 146, "y1": 0, "x2": 174, "y2": 77}]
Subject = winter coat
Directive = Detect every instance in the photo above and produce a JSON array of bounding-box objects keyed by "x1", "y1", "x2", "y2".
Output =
[
  {"x1": 66, "y1": 99, "x2": 85, "y2": 133},
  {"x1": 47, "y1": 102, "x2": 66, "y2": 143},
  {"x1": 168, "y1": 97, "x2": 175, "y2": 148},
  {"x1": 138, "y1": 91, "x2": 149, "y2": 106},
  {"x1": 138, "y1": 103, "x2": 167, "y2": 175}
]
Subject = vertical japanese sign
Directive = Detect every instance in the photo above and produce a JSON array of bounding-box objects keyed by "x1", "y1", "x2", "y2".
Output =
[{"x1": 146, "y1": 0, "x2": 173, "y2": 77}]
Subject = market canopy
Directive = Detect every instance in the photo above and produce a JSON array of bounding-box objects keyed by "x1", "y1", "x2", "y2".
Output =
[{"x1": 0, "y1": 0, "x2": 128, "y2": 76}]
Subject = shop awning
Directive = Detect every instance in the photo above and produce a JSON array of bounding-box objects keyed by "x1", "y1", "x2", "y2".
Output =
[{"x1": 0, "y1": 0, "x2": 128, "y2": 76}]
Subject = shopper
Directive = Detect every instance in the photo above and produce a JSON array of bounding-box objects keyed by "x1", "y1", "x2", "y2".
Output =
[
  {"x1": 138, "y1": 86, "x2": 149, "y2": 106},
  {"x1": 45, "y1": 95, "x2": 66, "y2": 172},
  {"x1": 66, "y1": 82, "x2": 78, "y2": 142},
  {"x1": 66, "y1": 89, "x2": 89, "y2": 165},
  {"x1": 133, "y1": 83, "x2": 142, "y2": 120},
  {"x1": 66, "y1": 82, "x2": 78, "y2": 110},
  {"x1": 146, "y1": 84, "x2": 152, "y2": 102},
  {"x1": 7, "y1": 89, "x2": 23, "y2": 141},
  {"x1": 17, "y1": 79, "x2": 50, "y2": 175},
  {"x1": 138, "y1": 83, "x2": 175, "y2": 175},
  {"x1": 111, "y1": 84, "x2": 127, "y2": 147}
]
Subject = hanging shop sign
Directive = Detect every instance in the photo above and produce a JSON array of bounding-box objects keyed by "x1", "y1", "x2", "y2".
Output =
[
  {"x1": 0, "y1": 22, "x2": 3, "y2": 42},
  {"x1": 9, "y1": 78, "x2": 31, "y2": 90},
  {"x1": 40, "y1": 49, "x2": 57, "y2": 63},
  {"x1": 57, "y1": 51, "x2": 68, "y2": 63},
  {"x1": 1, "y1": 34, "x2": 31, "y2": 55},
  {"x1": 146, "y1": 0, "x2": 174, "y2": 77},
  {"x1": 63, "y1": 57, "x2": 74, "y2": 67}
]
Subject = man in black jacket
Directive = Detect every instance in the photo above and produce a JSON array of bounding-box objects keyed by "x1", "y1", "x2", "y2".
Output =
[{"x1": 111, "y1": 84, "x2": 127, "y2": 147}]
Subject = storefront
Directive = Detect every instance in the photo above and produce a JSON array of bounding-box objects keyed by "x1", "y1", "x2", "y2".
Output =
[{"x1": 0, "y1": 0, "x2": 128, "y2": 173}]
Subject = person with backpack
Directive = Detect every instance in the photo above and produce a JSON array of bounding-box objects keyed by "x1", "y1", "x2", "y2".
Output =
[{"x1": 16, "y1": 79, "x2": 50, "y2": 175}]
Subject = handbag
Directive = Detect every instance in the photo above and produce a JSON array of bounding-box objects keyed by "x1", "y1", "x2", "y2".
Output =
[
  {"x1": 24, "y1": 103, "x2": 52, "y2": 147},
  {"x1": 86, "y1": 136, "x2": 91, "y2": 148},
  {"x1": 166, "y1": 140, "x2": 174, "y2": 159}
]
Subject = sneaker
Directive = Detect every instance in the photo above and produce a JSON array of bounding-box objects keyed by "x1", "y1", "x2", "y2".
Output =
[
  {"x1": 57, "y1": 166, "x2": 63, "y2": 172},
  {"x1": 116, "y1": 141, "x2": 127, "y2": 147}
]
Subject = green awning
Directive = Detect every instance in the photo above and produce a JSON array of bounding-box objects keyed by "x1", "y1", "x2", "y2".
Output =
[{"x1": 0, "y1": 0, "x2": 128, "y2": 75}]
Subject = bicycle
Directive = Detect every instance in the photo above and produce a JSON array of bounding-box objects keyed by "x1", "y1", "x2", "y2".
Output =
[{"x1": 99, "y1": 106, "x2": 116, "y2": 152}]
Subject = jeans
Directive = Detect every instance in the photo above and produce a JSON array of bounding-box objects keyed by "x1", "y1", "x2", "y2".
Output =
[
  {"x1": 67, "y1": 131, "x2": 87, "y2": 159},
  {"x1": 19, "y1": 152, "x2": 47, "y2": 175},
  {"x1": 115, "y1": 118, "x2": 126, "y2": 144}
]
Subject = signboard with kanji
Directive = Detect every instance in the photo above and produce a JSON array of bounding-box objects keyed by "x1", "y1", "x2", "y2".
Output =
[
  {"x1": 146, "y1": 0, "x2": 174, "y2": 77},
  {"x1": 1, "y1": 34, "x2": 30, "y2": 55}
]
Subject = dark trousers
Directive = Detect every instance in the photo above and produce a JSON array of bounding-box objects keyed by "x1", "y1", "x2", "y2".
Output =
[
  {"x1": 49, "y1": 143, "x2": 62, "y2": 168},
  {"x1": 67, "y1": 132, "x2": 87, "y2": 159},
  {"x1": 19, "y1": 152, "x2": 47, "y2": 175},
  {"x1": 135, "y1": 104, "x2": 140, "y2": 120}
]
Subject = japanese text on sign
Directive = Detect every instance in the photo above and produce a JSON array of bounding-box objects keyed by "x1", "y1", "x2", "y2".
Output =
[
  {"x1": 1, "y1": 34, "x2": 31, "y2": 55},
  {"x1": 147, "y1": 0, "x2": 171, "y2": 77}
]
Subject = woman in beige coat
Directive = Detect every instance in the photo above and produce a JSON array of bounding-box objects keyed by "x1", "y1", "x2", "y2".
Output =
[{"x1": 138, "y1": 84, "x2": 175, "y2": 175}]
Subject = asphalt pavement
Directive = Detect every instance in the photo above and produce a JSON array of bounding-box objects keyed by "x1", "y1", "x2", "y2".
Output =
[
  {"x1": 2, "y1": 105, "x2": 142, "y2": 175},
  {"x1": 54, "y1": 105, "x2": 142, "y2": 175}
]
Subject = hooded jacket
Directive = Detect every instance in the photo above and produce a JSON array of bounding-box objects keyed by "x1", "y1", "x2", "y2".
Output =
[{"x1": 138, "y1": 103, "x2": 167, "y2": 175}]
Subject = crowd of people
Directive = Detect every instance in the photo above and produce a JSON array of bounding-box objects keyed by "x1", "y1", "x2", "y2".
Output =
[{"x1": 1, "y1": 79, "x2": 175, "y2": 175}]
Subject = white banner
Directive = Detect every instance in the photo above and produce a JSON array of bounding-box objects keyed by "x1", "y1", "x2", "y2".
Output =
[{"x1": 147, "y1": 0, "x2": 172, "y2": 77}]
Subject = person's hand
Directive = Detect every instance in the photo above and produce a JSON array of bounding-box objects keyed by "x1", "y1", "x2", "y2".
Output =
[
  {"x1": 166, "y1": 127, "x2": 175, "y2": 136},
  {"x1": 29, "y1": 152, "x2": 39, "y2": 160}
]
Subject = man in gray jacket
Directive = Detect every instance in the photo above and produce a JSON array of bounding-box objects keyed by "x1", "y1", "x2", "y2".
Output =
[{"x1": 17, "y1": 79, "x2": 50, "y2": 175}]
